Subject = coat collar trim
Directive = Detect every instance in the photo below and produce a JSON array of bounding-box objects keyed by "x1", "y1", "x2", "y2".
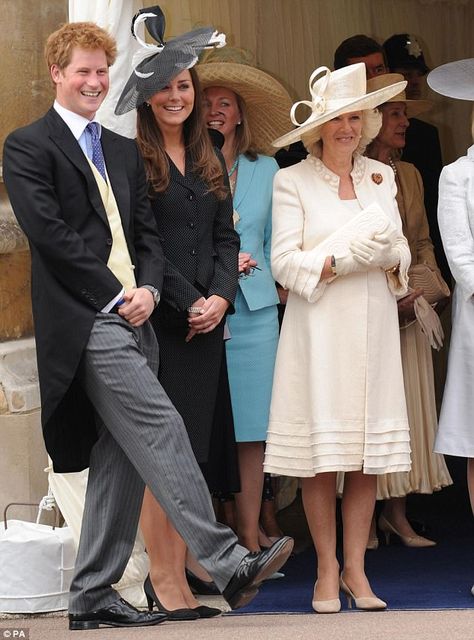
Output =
[{"x1": 305, "y1": 153, "x2": 366, "y2": 190}]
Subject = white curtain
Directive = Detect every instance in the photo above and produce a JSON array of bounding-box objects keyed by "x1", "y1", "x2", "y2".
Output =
[{"x1": 68, "y1": 0, "x2": 142, "y2": 138}]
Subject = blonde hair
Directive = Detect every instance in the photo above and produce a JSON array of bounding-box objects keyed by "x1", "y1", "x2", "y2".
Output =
[
  {"x1": 230, "y1": 92, "x2": 258, "y2": 160},
  {"x1": 302, "y1": 108, "x2": 382, "y2": 158},
  {"x1": 44, "y1": 22, "x2": 117, "y2": 70}
]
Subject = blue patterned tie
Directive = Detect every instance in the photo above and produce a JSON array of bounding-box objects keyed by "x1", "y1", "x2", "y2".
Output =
[{"x1": 86, "y1": 122, "x2": 107, "y2": 182}]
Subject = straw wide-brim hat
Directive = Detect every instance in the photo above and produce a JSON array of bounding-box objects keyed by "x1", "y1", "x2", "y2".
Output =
[
  {"x1": 427, "y1": 58, "x2": 474, "y2": 101},
  {"x1": 272, "y1": 62, "x2": 406, "y2": 148},
  {"x1": 196, "y1": 62, "x2": 293, "y2": 156},
  {"x1": 367, "y1": 73, "x2": 432, "y2": 118}
]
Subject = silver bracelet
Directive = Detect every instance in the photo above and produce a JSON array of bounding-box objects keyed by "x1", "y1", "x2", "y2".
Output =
[{"x1": 187, "y1": 306, "x2": 204, "y2": 314}]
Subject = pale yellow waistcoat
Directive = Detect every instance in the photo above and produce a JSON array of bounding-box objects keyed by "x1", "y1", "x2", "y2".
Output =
[{"x1": 88, "y1": 159, "x2": 136, "y2": 291}]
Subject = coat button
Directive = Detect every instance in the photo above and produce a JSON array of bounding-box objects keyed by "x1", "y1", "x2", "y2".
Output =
[
  {"x1": 188, "y1": 221, "x2": 195, "y2": 228},
  {"x1": 190, "y1": 249, "x2": 197, "y2": 256},
  {"x1": 106, "y1": 238, "x2": 113, "y2": 245}
]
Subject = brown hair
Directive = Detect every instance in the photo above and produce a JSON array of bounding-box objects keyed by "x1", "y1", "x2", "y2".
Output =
[
  {"x1": 136, "y1": 67, "x2": 228, "y2": 199},
  {"x1": 44, "y1": 21, "x2": 117, "y2": 71},
  {"x1": 334, "y1": 35, "x2": 387, "y2": 70}
]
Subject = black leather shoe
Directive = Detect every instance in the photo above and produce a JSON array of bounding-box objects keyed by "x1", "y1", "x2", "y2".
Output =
[
  {"x1": 185, "y1": 568, "x2": 220, "y2": 595},
  {"x1": 223, "y1": 536, "x2": 294, "y2": 610},
  {"x1": 69, "y1": 597, "x2": 167, "y2": 630}
]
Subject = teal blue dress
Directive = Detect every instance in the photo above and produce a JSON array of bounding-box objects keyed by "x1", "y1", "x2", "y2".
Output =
[{"x1": 226, "y1": 154, "x2": 280, "y2": 442}]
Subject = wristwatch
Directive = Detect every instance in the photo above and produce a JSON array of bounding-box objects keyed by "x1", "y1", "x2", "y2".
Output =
[
  {"x1": 141, "y1": 284, "x2": 160, "y2": 308},
  {"x1": 330, "y1": 255, "x2": 337, "y2": 276}
]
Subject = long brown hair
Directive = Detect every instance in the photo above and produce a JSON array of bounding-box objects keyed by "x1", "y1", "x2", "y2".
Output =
[{"x1": 136, "y1": 67, "x2": 228, "y2": 199}]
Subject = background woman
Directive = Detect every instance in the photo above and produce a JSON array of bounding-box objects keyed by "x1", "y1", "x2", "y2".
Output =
[
  {"x1": 265, "y1": 63, "x2": 411, "y2": 613},
  {"x1": 197, "y1": 59, "x2": 292, "y2": 551},
  {"x1": 116, "y1": 11, "x2": 239, "y2": 619},
  {"x1": 364, "y1": 74, "x2": 452, "y2": 548},
  {"x1": 427, "y1": 58, "x2": 474, "y2": 596}
]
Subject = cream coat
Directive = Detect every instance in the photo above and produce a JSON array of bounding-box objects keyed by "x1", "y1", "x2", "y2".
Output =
[
  {"x1": 435, "y1": 145, "x2": 474, "y2": 457},
  {"x1": 264, "y1": 154, "x2": 411, "y2": 477}
]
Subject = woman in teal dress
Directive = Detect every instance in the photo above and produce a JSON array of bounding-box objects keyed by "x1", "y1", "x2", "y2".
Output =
[{"x1": 197, "y1": 60, "x2": 292, "y2": 550}]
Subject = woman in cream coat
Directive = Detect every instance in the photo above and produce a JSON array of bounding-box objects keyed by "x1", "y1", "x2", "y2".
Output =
[
  {"x1": 428, "y1": 59, "x2": 474, "y2": 596},
  {"x1": 265, "y1": 64, "x2": 411, "y2": 613}
]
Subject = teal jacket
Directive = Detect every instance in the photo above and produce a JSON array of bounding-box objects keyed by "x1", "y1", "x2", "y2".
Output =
[{"x1": 233, "y1": 153, "x2": 280, "y2": 310}]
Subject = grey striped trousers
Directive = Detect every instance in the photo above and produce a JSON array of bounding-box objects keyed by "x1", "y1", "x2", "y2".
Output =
[{"x1": 69, "y1": 313, "x2": 247, "y2": 613}]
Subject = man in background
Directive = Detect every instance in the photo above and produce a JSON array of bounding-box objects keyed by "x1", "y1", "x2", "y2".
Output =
[{"x1": 384, "y1": 33, "x2": 449, "y2": 284}]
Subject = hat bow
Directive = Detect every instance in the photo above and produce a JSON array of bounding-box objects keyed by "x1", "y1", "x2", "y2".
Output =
[{"x1": 290, "y1": 66, "x2": 330, "y2": 127}]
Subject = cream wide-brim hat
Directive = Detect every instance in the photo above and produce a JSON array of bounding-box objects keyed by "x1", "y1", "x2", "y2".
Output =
[
  {"x1": 367, "y1": 73, "x2": 432, "y2": 118},
  {"x1": 196, "y1": 62, "x2": 293, "y2": 156},
  {"x1": 272, "y1": 63, "x2": 407, "y2": 148},
  {"x1": 427, "y1": 58, "x2": 474, "y2": 101}
]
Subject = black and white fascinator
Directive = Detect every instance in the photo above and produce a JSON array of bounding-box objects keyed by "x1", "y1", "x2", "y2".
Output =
[{"x1": 115, "y1": 5, "x2": 226, "y2": 115}]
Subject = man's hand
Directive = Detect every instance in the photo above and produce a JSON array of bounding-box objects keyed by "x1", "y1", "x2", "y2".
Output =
[{"x1": 118, "y1": 287, "x2": 155, "y2": 326}]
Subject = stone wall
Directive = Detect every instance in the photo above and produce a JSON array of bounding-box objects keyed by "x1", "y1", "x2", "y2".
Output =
[{"x1": 0, "y1": 0, "x2": 67, "y2": 521}]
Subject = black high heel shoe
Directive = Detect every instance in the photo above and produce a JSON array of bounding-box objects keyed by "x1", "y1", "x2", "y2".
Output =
[
  {"x1": 192, "y1": 604, "x2": 222, "y2": 618},
  {"x1": 185, "y1": 568, "x2": 220, "y2": 596},
  {"x1": 144, "y1": 576, "x2": 199, "y2": 621}
]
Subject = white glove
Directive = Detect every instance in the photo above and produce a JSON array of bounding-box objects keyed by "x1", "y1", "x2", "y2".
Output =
[
  {"x1": 414, "y1": 295, "x2": 444, "y2": 350},
  {"x1": 350, "y1": 236, "x2": 399, "y2": 271},
  {"x1": 333, "y1": 253, "x2": 370, "y2": 277}
]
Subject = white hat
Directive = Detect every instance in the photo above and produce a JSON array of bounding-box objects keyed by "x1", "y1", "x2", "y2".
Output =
[
  {"x1": 272, "y1": 63, "x2": 406, "y2": 148},
  {"x1": 367, "y1": 73, "x2": 432, "y2": 118},
  {"x1": 427, "y1": 58, "x2": 474, "y2": 101}
]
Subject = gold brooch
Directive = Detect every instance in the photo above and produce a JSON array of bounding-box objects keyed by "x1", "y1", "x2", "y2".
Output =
[{"x1": 371, "y1": 173, "x2": 383, "y2": 185}]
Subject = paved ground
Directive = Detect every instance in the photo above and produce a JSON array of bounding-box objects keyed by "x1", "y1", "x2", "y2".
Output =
[{"x1": 1, "y1": 610, "x2": 473, "y2": 640}]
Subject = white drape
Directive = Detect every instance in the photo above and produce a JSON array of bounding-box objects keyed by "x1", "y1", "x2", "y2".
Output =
[
  {"x1": 68, "y1": 0, "x2": 142, "y2": 138},
  {"x1": 48, "y1": 464, "x2": 149, "y2": 607}
]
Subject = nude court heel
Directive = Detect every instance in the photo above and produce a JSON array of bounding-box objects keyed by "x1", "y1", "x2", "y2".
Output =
[
  {"x1": 378, "y1": 514, "x2": 436, "y2": 548},
  {"x1": 339, "y1": 576, "x2": 387, "y2": 611},
  {"x1": 311, "y1": 581, "x2": 341, "y2": 614}
]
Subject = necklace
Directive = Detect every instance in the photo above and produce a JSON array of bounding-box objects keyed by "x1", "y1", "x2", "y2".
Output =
[
  {"x1": 227, "y1": 157, "x2": 239, "y2": 196},
  {"x1": 227, "y1": 157, "x2": 239, "y2": 177},
  {"x1": 388, "y1": 156, "x2": 397, "y2": 176}
]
